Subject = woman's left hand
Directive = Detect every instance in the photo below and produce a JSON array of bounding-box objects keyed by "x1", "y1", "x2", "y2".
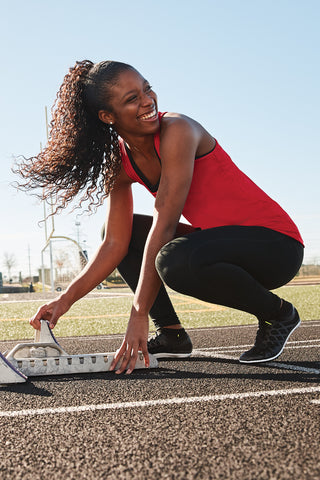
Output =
[{"x1": 110, "y1": 307, "x2": 150, "y2": 374}]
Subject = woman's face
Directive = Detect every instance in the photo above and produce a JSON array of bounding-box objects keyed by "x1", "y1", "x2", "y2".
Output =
[{"x1": 99, "y1": 69, "x2": 159, "y2": 138}]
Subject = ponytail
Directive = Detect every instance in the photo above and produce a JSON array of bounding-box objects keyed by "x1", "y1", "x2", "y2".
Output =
[{"x1": 14, "y1": 59, "x2": 133, "y2": 215}]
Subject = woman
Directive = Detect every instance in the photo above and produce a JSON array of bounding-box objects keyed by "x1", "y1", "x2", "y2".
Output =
[{"x1": 16, "y1": 60, "x2": 304, "y2": 374}]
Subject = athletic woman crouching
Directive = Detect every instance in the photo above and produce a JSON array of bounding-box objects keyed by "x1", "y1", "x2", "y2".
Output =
[{"x1": 16, "y1": 60, "x2": 304, "y2": 374}]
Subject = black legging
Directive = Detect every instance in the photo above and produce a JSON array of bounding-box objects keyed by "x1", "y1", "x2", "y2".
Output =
[{"x1": 117, "y1": 214, "x2": 304, "y2": 328}]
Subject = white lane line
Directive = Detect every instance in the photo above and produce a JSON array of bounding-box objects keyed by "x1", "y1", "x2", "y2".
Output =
[
  {"x1": 1, "y1": 386, "x2": 320, "y2": 418},
  {"x1": 288, "y1": 339, "x2": 320, "y2": 344},
  {"x1": 193, "y1": 350, "x2": 236, "y2": 361},
  {"x1": 215, "y1": 345, "x2": 320, "y2": 353},
  {"x1": 193, "y1": 349, "x2": 320, "y2": 374},
  {"x1": 0, "y1": 293, "x2": 133, "y2": 305},
  {"x1": 197, "y1": 345, "x2": 253, "y2": 351},
  {"x1": 265, "y1": 362, "x2": 320, "y2": 374},
  {"x1": 195, "y1": 339, "x2": 320, "y2": 352},
  {"x1": 188, "y1": 322, "x2": 320, "y2": 332},
  {"x1": 310, "y1": 400, "x2": 320, "y2": 405},
  {"x1": 196, "y1": 343, "x2": 320, "y2": 354}
]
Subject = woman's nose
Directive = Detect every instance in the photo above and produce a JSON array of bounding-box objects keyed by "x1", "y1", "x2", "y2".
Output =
[{"x1": 141, "y1": 91, "x2": 154, "y2": 107}]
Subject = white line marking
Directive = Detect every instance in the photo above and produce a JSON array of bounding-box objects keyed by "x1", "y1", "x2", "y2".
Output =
[
  {"x1": 214, "y1": 345, "x2": 320, "y2": 353},
  {"x1": 197, "y1": 345, "x2": 253, "y2": 351},
  {"x1": 1, "y1": 386, "x2": 320, "y2": 418},
  {"x1": 193, "y1": 350, "x2": 236, "y2": 361},
  {"x1": 0, "y1": 294, "x2": 133, "y2": 305},
  {"x1": 265, "y1": 362, "x2": 320, "y2": 374},
  {"x1": 187, "y1": 322, "x2": 320, "y2": 332},
  {"x1": 272, "y1": 344, "x2": 320, "y2": 350},
  {"x1": 288, "y1": 339, "x2": 320, "y2": 344},
  {"x1": 193, "y1": 349, "x2": 320, "y2": 374},
  {"x1": 310, "y1": 400, "x2": 320, "y2": 405},
  {"x1": 193, "y1": 339, "x2": 320, "y2": 352}
]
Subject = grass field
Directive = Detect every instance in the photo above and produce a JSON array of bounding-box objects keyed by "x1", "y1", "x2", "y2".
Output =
[{"x1": 0, "y1": 285, "x2": 319, "y2": 341}]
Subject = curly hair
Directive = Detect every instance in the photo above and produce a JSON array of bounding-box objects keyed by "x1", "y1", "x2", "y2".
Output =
[{"x1": 14, "y1": 59, "x2": 135, "y2": 214}]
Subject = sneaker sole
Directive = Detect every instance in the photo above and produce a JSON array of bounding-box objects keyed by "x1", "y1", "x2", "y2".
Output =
[
  {"x1": 239, "y1": 318, "x2": 301, "y2": 364},
  {"x1": 151, "y1": 352, "x2": 192, "y2": 359}
]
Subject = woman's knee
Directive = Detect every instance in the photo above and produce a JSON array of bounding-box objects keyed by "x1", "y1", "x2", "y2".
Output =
[{"x1": 155, "y1": 238, "x2": 189, "y2": 290}]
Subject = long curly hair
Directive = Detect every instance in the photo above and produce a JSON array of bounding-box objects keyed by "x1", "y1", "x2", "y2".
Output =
[{"x1": 14, "y1": 60, "x2": 135, "y2": 214}]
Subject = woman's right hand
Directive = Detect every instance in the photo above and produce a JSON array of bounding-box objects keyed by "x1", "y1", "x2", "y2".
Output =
[{"x1": 29, "y1": 295, "x2": 71, "y2": 330}]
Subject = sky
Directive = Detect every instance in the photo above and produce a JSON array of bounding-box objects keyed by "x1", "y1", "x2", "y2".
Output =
[{"x1": 0, "y1": 0, "x2": 319, "y2": 279}]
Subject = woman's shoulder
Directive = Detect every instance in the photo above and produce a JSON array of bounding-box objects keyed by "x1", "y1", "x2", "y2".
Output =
[
  {"x1": 161, "y1": 112, "x2": 195, "y2": 126},
  {"x1": 159, "y1": 112, "x2": 215, "y2": 156},
  {"x1": 160, "y1": 112, "x2": 201, "y2": 137}
]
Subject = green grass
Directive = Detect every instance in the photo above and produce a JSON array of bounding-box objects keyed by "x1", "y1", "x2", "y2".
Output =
[{"x1": 0, "y1": 285, "x2": 319, "y2": 341}]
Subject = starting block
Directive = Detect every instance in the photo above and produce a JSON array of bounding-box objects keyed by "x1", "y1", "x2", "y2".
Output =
[
  {"x1": 0, "y1": 320, "x2": 158, "y2": 384},
  {"x1": 0, "y1": 351, "x2": 28, "y2": 384}
]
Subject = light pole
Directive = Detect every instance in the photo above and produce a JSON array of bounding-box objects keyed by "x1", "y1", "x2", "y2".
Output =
[{"x1": 75, "y1": 217, "x2": 81, "y2": 247}]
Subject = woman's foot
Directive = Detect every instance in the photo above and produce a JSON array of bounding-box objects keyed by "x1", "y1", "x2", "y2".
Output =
[
  {"x1": 239, "y1": 302, "x2": 301, "y2": 363},
  {"x1": 147, "y1": 327, "x2": 193, "y2": 358}
]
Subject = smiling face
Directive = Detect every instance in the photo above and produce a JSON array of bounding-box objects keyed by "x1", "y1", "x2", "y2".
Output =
[{"x1": 98, "y1": 68, "x2": 159, "y2": 139}]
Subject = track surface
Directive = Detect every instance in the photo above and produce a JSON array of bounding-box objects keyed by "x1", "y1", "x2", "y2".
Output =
[{"x1": 1, "y1": 321, "x2": 319, "y2": 479}]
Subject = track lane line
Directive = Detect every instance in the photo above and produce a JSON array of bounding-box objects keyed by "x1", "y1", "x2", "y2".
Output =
[
  {"x1": 209, "y1": 344, "x2": 320, "y2": 352},
  {"x1": 193, "y1": 349, "x2": 320, "y2": 374},
  {"x1": 198, "y1": 339, "x2": 320, "y2": 351},
  {"x1": 1, "y1": 386, "x2": 320, "y2": 418}
]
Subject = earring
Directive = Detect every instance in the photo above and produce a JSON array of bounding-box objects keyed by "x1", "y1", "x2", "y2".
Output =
[{"x1": 109, "y1": 121, "x2": 113, "y2": 125}]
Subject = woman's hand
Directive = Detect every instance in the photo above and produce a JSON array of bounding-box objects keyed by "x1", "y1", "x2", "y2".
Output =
[
  {"x1": 29, "y1": 295, "x2": 71, "y2": 330},
  {"x1": 110, "y1": 307, "x2": 150, "y2": 375}
]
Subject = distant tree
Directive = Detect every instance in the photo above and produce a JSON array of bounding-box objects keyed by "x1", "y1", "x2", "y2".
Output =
[{"x1": 3, "y1": 252, "x2": 16, "y2": 280}]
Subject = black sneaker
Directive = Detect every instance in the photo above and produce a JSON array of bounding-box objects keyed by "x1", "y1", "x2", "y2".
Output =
[
  {"x1": 147, "y1": 328, "x2": 193, "y2": 359},
  {"x1": 239, "y1": 304, "x2": 301, "y2": 363}
]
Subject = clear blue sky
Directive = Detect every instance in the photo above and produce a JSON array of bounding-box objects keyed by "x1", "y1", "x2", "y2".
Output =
[{"x1": 0, "y1": 0, "x2": 319, "y2": 278}]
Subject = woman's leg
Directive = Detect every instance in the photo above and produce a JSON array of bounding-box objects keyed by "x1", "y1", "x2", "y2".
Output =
[
  {"x1": 156, "y1": 225, "x2": 304, "y2": 362},
  {"x1": 156, "y1": 225, "x2": 303, "y2": 317},
  {"x1": 117, "y1": 214, "x2": 195, "y2": 327},
  {"x1": 116, "y1": 214, "x2": 194, "y2": 357}
]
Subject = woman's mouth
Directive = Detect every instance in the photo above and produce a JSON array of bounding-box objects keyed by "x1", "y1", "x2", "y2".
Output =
[{"x1": 138, "y1": 107, "x2": 158, "y2": 121}]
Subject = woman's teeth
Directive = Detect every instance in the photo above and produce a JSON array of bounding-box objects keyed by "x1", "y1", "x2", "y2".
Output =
[{"x1": 139, "y1": 109, "x2": 157, "y2": 120}]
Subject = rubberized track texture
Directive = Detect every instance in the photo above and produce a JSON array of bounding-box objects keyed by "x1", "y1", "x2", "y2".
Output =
[{"x1": 0, "y1": 321, "x2": 319, "y2": 480}]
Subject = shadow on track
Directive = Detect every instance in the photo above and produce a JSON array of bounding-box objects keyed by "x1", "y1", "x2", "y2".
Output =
[
  {"x1": 3, "y1": 355, "x2": 318, "y2": 394},
  {"x1": 0, "y1": 383, "x2": 52, "y2": 397}
]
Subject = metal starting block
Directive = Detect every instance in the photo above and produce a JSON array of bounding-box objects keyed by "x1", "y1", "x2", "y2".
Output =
[
  {"x1": 0, "y1": 320, "x2": 158, "y2": 384},
  {"x1": 0, "y1": 352, "x2": 28, "y2": 384}
]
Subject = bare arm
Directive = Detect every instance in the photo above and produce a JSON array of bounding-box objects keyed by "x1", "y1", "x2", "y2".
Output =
[
  {"x1": 63, "y1": 172, "x2": 133, "y2": 305},
  {"x1": 133, "y1": 120, "x2": 198, "y2": 313},
  {"x1": 112, "y1": 117, "x2": 202, "y2": 373},
  {"x1": 30, "y1": 168, "x2": 134, "y2": 329}
]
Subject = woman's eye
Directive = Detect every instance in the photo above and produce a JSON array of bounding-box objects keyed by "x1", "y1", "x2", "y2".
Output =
[{"x1": 126, "y1": 86, "x2": 153, "y2": 102}]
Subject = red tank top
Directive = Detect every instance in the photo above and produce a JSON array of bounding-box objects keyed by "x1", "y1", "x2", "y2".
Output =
[{"x1": 119, "y1": 113, "x2": 303, "y2": 245}]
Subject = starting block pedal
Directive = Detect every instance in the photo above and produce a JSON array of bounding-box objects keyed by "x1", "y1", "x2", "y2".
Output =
[
  {"x1": 0, "y1": 320, "x2": 158, "y2": 384},
  {"x1": 0, "y1": 351, "x2": 27, "y2": 384}
]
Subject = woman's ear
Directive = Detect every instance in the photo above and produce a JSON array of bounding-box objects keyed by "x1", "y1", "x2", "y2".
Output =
[{"x1": 98, "y1": 110, "x2": 114, "y2": 125}]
